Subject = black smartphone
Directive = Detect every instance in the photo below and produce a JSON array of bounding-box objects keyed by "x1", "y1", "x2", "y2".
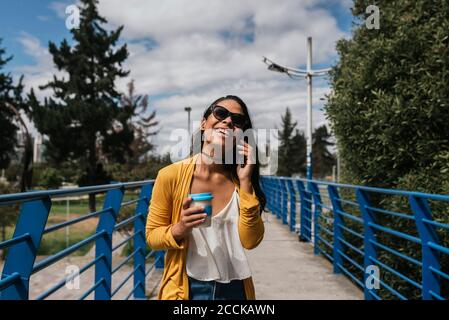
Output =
[{"x1": 241, "y1": 136, "x2": 248, "y2": 168}]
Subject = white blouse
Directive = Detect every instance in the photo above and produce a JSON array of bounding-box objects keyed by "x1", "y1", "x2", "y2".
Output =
[{"x1": 186, "y1": 188, "x2": 252, "y2": 283}]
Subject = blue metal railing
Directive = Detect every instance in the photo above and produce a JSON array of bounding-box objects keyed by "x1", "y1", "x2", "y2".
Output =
[
  {"x1": 0, "y1": 180, "x2": 165, "y2": 300},
  {"x1": 261, "y1": 176, "x2": 449, "y2": 300}
]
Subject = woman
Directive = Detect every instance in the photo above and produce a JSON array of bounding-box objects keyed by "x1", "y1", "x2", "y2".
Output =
[{"x1": 146, "y1": 95, "x2": 266, "y2": 300}]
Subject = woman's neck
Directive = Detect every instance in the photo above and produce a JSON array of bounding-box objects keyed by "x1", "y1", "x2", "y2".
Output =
[{"x1": 198, "y1": 149, "x2": 229, "y2": 177}]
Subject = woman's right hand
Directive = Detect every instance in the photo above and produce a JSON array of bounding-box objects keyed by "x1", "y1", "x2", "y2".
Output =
[{"x1": 171, "y1": 197, "x2": 207, "y2": 243}]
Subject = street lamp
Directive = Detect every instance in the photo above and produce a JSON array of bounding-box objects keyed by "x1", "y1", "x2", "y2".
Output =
[
  {"x1": 263, "y1": 37, "x2": 331, "y2": 180},
  {"x1": 184, "y1": 106, "x2": 192, "y2": 153}
]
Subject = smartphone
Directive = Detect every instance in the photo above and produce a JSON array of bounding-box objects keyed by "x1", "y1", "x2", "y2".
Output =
[{"x1": 241, "y1": 136, "x2": 248, "y2": 168}]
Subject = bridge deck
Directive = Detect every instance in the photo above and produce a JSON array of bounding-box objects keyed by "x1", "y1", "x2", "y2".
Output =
[
  {"x1": 0, "y1": 213, "x2": 363, "y2": 300},
  {"x1": 246, "y1": 212, "x2": 363, "y2": 300}
]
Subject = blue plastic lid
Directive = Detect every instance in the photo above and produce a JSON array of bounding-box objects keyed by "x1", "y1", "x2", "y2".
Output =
[{"x1": 189, "y1": 192, "x2": 213, "y2": 201}]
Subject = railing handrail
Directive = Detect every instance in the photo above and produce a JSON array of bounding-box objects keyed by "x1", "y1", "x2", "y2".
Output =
[
  {"x1": 261, "y1": 175, "x2": 449, "y2": 300},
  {"x1": 0, "y1": 180, "x2": 154, "y2": 206},
  {"x1": 267, "y1": 176, "x2": 449, "y2": 202},
  {"x1": 0, "y1": 179, "x2": 162, "y2": 300}
]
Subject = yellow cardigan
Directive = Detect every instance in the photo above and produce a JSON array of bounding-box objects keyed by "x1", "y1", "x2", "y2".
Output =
[{"x1": 145, "y1": 153, "x2": 264, "y2": 300}]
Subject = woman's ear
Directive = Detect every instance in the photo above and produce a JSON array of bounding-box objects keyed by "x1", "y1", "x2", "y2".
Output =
[{"x1": 200, "y1": 118, "x2": 206, "y2": 130}]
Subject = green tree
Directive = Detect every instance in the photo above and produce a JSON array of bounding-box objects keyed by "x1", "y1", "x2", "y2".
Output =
[
  {"x1": 325, "y1": 0, "x2": 449, "y2": 190},
  {"x1": 277, "y1": 108, "x2": 307, "y2": 176},
  {"x1": 312, "y1": 125, "x2": 335, "y2": 178},
  {"x1": 0, "y1": 39, "x2": 24, "y2": 171},
  {"x1": 0, "y1": 182, "x2": 19, "y2": 258},
  {"x1": 324, "y1": 0, "x2": 449, "y2": 299},
  {"x1": 102, "y1": 80, "x2": 159, "y2": 165},
  {"x1": 28, "y1": 0, "x2": 130, "y2": 211}
]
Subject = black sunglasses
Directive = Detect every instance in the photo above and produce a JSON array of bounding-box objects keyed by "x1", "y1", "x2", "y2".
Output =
[{"x1": 211, "y1": 105, "x2": 247, "y2": 128}]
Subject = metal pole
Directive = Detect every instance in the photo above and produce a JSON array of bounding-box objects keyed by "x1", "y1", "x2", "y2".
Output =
[
  {"x1": 66, "y1": 198, "x2": 69, "y2": 248},
  {"x1": 306, "y1": 36, "x2": 313, "y2": 181},
  {"x1": 185, "y1": 107, "x2": 192, "y2": 154}
]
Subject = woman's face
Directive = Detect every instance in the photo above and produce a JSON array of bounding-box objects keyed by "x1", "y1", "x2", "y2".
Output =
[{"x1": 201, "y1": 99, "x2": 245, "y2": 150}]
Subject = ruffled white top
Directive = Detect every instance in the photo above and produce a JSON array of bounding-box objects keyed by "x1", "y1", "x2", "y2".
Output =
[{"x1": 186, "y1": 188, "x2": 252, "y2": 283}]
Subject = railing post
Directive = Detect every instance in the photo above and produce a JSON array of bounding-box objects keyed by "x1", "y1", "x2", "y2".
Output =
[
  {"x1": 94, "y1": 186, "x2": 124, "y2": 300},
  {"x1": 328, "y1": 185, "x2": 343, "y2": 274},
  {"x1": 409, "y1": 195, "x2": 441, "y2": 300},
  {"x1": 280, "y1": 178, "x2": 288, "y2": 225},
  {"x1": 133, "y1": 183, "x2": 153, "y2": 299},
  {"x1": 356, "y1": 188, "x2": 378, "y2": 300},
  {"x1": 286, "y1": 179, "x2": 296, "y2": 232},
  {"x1": 268, "y1": 177, "x2": 275, "y2": 214},
  {"x1": 296, "y1": 180, "x2": 311, "y2": 242},
  {"x1": 275, "y1": 178, "x2": 282, "y2": 219},
  {"x1": 1, "y1": 197, "x2": 51, "y2": 300},
  {"x1": 309, "y1": 182, "x2": 321, "y2": 255}
]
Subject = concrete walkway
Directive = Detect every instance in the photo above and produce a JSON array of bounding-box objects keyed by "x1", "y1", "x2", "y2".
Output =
[{"x1": 245, "y1": 212, "x2": 363, "y2": 300}]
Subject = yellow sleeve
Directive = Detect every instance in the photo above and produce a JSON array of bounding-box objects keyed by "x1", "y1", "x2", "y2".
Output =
[
  {"x1": 146, "y1": 166, "x2": 185, "y2": 250},
  {"x1": 238, "y1": 187, "x2": 264, "y2": 250}
]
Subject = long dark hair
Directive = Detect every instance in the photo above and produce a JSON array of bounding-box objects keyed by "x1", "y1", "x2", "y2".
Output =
[{"x1": 190, "y1": 95, "x2": 266, "y2": 214}]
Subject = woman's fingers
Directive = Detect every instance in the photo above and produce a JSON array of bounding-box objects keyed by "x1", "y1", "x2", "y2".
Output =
[
  {"x1": 183, "y1": 205, "x2": 205, "y2": 216},
  {"x1": 185, "y1": 218, "x2": 207, "y2": 228},
  {"x1": 183, "y1": 212, "x2": 207, "y2": 222},
  {"x1": 182, "y1": 197, "x2": 192, "y2": 210}
]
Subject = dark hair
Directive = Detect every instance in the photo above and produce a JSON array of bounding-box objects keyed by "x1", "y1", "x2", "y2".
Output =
[{"x1": 190, "y1": 95, "x2": 266, "y2": 214}]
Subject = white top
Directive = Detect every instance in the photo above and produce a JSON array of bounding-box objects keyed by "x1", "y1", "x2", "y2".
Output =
[{"x1": 186, "y1": 188, "x2": 252, "y2": 283}]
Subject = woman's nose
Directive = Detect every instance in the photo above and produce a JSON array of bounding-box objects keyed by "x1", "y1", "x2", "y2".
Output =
[{"x1": 222, "y1": 117, "x2": 233, "y2": 127}]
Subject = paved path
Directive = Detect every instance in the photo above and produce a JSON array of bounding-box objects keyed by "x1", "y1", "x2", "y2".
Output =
[
  {"x1": 245, "y1": 212, "x2": 363, "y2": 300},
  {"x1": 1, "y1": 214, "x2": 362, "y2": 300}
]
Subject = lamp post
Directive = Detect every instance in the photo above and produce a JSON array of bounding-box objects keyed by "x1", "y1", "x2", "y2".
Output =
[
  {"x1": 263, "y1": 37, "x2": 331, "y2": 180},
  {"x1": 184, "y1": 106, "x2": 192, "y2": 153}
]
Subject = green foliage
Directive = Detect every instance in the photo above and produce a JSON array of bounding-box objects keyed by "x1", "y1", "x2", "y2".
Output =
[
  {"x1": 37, "y1": 229, "x2": 95, "y2": 256},
  {"x1": 38, "y1": 167, "x2": 63, "y2": 189},
  {"x1": 277, "y1": 107, "x2": 306, "y2": 176},
  {"x1": 277, "y1": 108, "x2": 335, "y2": 177},
  {"x1": 0, "y1": 39, "x2": 24, "y2": 170},
  {"x1": 0, "y1": 183, "x2": 19, "y2": 248},
  {"x1": 324, "y1": 0, "x2": 449, "y2": 299},
  {"x1": 27, "y1": 0, "x2": 130, "y2": 210},
  {"x1": 325, "y1": 0, "x2": 449, "y2": 189},
  {"x1": 312, "y1": 125, "x2": 336, "y2": 178}
]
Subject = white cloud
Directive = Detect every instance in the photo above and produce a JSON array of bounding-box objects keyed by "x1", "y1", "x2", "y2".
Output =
[{"x1": 15, "y1": 0, "x2": 349, "y2": 157}]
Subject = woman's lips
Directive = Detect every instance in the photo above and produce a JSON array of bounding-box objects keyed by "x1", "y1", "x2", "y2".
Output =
[{"x1": 213, "y1": 128, "x2": 231, "y2": 138}]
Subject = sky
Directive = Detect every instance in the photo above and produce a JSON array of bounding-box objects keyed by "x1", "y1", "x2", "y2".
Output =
[{"x1": 0, "y1": 0, "x2": 355, "y2": 157}]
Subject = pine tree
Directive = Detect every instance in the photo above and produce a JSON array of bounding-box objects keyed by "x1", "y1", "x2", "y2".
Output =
[
  {"x1": 28, "y1": 0, "x2": 129, "y2": 211},
  {"x1": 312, "y1": 125, "x2": 335, "y2": 178},
  {"x1": 277, "y1": 108, "x2": 296, "y2": 176},
  {"x1": 0, "y1": 39, "x2": 24, "y2": 170},
  {"x1": 290, "y1": 129, "x2": 307, "y2": 176},
  {"x1": 102, "y1": 80, "x2": 159, "y2": 165}
]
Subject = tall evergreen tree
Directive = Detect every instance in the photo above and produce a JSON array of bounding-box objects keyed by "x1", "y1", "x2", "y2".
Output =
[
  {"x1": 277, "y1": 107, "x2": 297, "y2": 176},
  {"x1": 0, "y1": 39, "x2": 24, "y2": 170},
  {"x1": 28, "y1": 0, "x2": 129, "y2": 210},
  {"x1": 102, "y1": 80, "x2": 158, "y2": 165},
  {"x1": 277, "y1": 108, "x2": 307, "y2": 176},
  {"x1": 290, "y1": 129, "x2": 307, "y2": 176},
  {"x1": 312, "y1": 125, "x2": 335, "y2": 178}
]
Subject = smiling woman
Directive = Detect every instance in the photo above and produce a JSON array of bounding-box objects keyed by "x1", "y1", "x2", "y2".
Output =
[{"x1": 145, "y1": 95, "x2": 266, "y2": 300}]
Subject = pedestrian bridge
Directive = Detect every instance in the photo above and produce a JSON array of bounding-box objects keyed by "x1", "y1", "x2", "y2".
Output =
[{"x1": 0, "y1": 177, "x2": 448, "y2": 300}]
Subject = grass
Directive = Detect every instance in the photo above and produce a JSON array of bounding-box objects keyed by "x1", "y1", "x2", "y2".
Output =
[
  {"x1": 50, "y1": 193, "x2": 139, "y2": 215},
  {"x1": 1, "y1": 191, "x2": 142, "y2": 258}
]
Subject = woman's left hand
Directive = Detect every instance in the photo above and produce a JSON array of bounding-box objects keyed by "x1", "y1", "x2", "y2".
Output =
[{"x1": 236, "y1": 139, "x2": 256, "y2": 182}]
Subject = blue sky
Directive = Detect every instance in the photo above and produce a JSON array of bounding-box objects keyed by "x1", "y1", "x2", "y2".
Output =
[{"x1": 0, "y1": 0, "x2": 355, "y2": 156}]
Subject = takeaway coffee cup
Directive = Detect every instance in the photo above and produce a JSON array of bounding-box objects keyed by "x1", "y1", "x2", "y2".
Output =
[{"x1": 188, "y1": 192, "x2": 213, "y2": 228}]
